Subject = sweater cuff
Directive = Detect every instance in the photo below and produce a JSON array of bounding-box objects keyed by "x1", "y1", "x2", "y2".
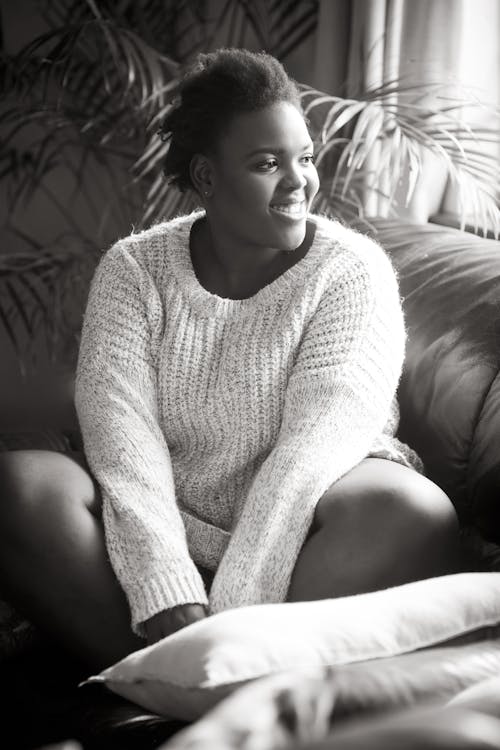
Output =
[{"x1": 127, "y1": 565, "x2": 209, "y2": 637}]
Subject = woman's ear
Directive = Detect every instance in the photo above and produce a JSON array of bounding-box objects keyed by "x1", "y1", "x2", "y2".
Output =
[{"x1": 190, "y1": 154, "x2": 214, "y2": 199}]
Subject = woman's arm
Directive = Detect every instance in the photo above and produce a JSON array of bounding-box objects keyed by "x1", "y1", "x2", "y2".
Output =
[
  {"x1": 209, "y1": 238, "x2": 405, "y2": 613},
  {"x1": 75, "y1": 242, "x2": 208, "y2": 635}
]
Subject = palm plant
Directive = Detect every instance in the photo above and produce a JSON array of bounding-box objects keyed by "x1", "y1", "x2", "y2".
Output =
[
  {"x1": 1, "y1": 0, "x2": 499, "y2": 379},
  {"x1": 302, "y1": 81, "x2": 500, "y2": 232}
]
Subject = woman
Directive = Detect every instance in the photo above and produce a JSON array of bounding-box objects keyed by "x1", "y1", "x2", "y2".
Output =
[{"x1": 0, "y1": 49, "x2": 459, "y2": 670}]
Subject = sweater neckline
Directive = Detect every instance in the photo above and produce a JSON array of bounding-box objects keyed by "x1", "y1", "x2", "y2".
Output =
[{"x1": 167, "y1": 210, "x2": 327, "y2": 317}]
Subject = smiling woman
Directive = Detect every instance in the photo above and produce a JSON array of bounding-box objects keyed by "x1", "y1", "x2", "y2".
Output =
[
  {"x1": 160, "y1": 49, "x2": 320, "y2": 299},
  {"x1": 188, "y1": 100, "x2": 319, "y2": 299},
  {"x1": 0, "y1": 48, "x2": 459, "y2": 670}
]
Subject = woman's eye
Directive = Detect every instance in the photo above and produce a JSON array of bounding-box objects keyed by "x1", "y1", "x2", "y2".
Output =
[
  {"x1": 256, "y1": 159, "x2": 278, "y2": 171},
  {"x1": 255, "y1": 154, "x2": 315, "y2": 171}
]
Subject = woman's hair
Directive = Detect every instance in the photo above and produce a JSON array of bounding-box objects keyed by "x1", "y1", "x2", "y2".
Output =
[{"x1": 158, "y1": 48, "x2": 303, "y2": 192}]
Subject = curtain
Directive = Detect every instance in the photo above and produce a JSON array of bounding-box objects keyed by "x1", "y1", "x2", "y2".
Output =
[{"x1": 308, "y1": 0, "x2": 499, "y2": 222}]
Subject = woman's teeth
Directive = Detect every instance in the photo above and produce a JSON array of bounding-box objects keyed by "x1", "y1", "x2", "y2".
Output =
[{"x1": 270, "y1": 201, "x2": 306, "y2": 215}]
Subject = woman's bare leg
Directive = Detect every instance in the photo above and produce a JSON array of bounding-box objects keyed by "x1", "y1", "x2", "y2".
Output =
[
  {"x1": 0, "y1": 450, "x2": 143, "y2": 670},
  {"x1": 287, "y1": 458, "x2": 460, "y2": 602}
]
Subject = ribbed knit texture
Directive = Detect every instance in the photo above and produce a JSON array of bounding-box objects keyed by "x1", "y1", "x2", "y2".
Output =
[{"x1": 75, "y1": 211, "x2": 421, "y2": 634}]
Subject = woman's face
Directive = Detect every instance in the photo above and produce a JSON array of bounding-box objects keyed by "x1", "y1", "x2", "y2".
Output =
[{"x1": 206, "y1": 101, "x2": 320, "y2": 253}]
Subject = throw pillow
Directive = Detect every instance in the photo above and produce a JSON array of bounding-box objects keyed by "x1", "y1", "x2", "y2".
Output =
[
  {"x1": 163, "y1": 642, "x2": 500, "y2": 750},
  {"x1": 85, "y1": 572, "x2": 500, "y2": 721}
]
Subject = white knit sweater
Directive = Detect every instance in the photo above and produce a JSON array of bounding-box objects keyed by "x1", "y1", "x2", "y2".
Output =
[{"x1": 75, "y1": 211, "x2": 421, "y2": 633}]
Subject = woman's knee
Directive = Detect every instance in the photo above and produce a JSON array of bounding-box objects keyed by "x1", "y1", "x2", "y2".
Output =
[
  {"x1": 314, "y1": 459, "x2": 459, "y2": 553},
  {"x1": 0, "y1": 449, "x2": 101, "y2": 525},
  {"x1": 382, "y1": 476, "x2": 459, "y2": 553}
]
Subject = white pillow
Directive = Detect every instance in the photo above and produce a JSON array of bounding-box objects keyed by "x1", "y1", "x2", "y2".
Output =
[
  {"x1": 86, "y1": 573, "x2": 500, "y2": 720},
  {"x1": 448, "y1": 675, "x2": 500, "y2": 717},
  {"x1": 163, "y1": 644, "x2": 500, "y2": 750}
]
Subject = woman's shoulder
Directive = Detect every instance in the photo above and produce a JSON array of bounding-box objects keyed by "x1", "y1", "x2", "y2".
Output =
[
  {"x1": 119, "y1": 211, "x2": 200, "y2": 258},
  {"x1": 310, "y1": 213, "x2": 398, "y2": 285},
  {"x1": 97, "y1": 211, "x2": 202, "y2": 275},
  {"x1": 311, "y1": 213, "x2": 389, "y2": 259}
]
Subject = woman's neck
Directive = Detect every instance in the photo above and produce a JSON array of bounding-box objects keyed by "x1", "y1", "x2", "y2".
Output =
[{"x1": 190, "y1": 216, "x2": 314, "y2": 299}]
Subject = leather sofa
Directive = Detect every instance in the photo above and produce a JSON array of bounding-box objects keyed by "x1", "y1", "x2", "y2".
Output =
[{"x1": 370, "y1": 219, "x2": 500, "y2": 548}]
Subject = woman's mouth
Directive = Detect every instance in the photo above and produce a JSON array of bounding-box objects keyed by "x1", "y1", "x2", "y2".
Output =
[{"x1": 269, "y1": 200, "x2": 307, "y2": 220}]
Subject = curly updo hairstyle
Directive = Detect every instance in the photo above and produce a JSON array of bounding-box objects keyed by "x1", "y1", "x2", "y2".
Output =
[{"x1": 158, "y1": 48, "x2": 303, "y2": 192}]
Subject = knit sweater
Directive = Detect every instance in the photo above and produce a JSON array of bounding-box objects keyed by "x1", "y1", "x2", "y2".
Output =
[{"x1": 75, "y1": 211, "x2": 421, "y2": 633}]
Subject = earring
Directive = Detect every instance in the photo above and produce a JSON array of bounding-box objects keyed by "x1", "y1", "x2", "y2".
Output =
[{"x1": 204, "y1": 190, "x2": 210, "y2": 197}]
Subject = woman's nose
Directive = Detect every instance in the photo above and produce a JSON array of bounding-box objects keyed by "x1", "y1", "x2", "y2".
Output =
[{"x1": 282, "y1": 163, "x2": 307, "y2": 190}]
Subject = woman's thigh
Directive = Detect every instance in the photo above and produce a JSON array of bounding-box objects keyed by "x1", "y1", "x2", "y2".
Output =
[
  {"x1": 64, "y1": 450, "x2": 102, "y2": 517},
  {"x1": 0, "y1": 448, "x2": 102, "y2": 518}
]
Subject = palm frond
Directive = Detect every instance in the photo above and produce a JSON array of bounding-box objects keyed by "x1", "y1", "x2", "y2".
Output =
[
  {"x1": 2, "y1": 17, "x2": 179, "y2": 140},
  {"x1": 270, "y1": 0, "x2": 318, "y2": 60},
  {"x1": 39, "y1": 0, "x2": 93, "y2": 29},
  {"x1": 237, "y1": 0, "x2": 271, "y2": 48},
  {"x1": 0, "y1": 224, "x2": 101, "y2": 368},
  {"x1": 301, "y1": 80, "x2": 500, "y2": 236}
]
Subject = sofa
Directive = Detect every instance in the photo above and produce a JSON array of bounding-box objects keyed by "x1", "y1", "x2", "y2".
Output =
[
  {"x1": 373, "y1": 219, "x2": 500, "y2": 553},
  {"x1": 1, "y1": 217, "x2": 500, "y2": 749}
]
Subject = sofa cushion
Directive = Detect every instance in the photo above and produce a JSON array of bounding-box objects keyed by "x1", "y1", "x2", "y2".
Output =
[{"x1": 0, "y1": 430, "x2": 72, "y2": 453}]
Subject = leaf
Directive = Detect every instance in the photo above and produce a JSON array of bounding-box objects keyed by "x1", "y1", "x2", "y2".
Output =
[
  {"x1": 133, "y1": 131, "x2": 169, "y2": 175},
  {"x1": 0, "y1": 301, "x2": 27, "y2": 377},
  {"x1": 272, "y1": 0, "x2": 319, "y2": 60},
  {"x1": 323, "y1": 100, "x2": 367, "y2": 141},
  {"x1": 349, "y1": 104, "x2": 385, "y2": 169},
  {"x1": 15, "y1": 273, "x2": 51, "y2": 323},
  {"x1": 3, "y1": 279, "x2": 33, "y2": 337},
  {"x1": 300, "y1": 89, "x2": 341, "y2": 118},
  {"x1": 326, "y1": 141, "x2": 357, "y2": 198}
]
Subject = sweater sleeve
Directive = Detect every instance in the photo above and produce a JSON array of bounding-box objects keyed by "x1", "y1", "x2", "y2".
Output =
[
  {"x1": 208, "y1": 238, "x2": 405, "y2": 614},
  {"x1": 75, "y1": 242, "x2": 208, "y2": 635}
]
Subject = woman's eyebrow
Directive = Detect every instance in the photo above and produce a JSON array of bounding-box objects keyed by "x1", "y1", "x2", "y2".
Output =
[{"x1": 245, "y1": 142, "x2": 314, "y2": 158}]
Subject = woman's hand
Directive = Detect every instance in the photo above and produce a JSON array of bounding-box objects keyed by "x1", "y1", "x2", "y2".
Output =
[{"x1": 144, "y1": 603, "x2": 208, "y2": 645}]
